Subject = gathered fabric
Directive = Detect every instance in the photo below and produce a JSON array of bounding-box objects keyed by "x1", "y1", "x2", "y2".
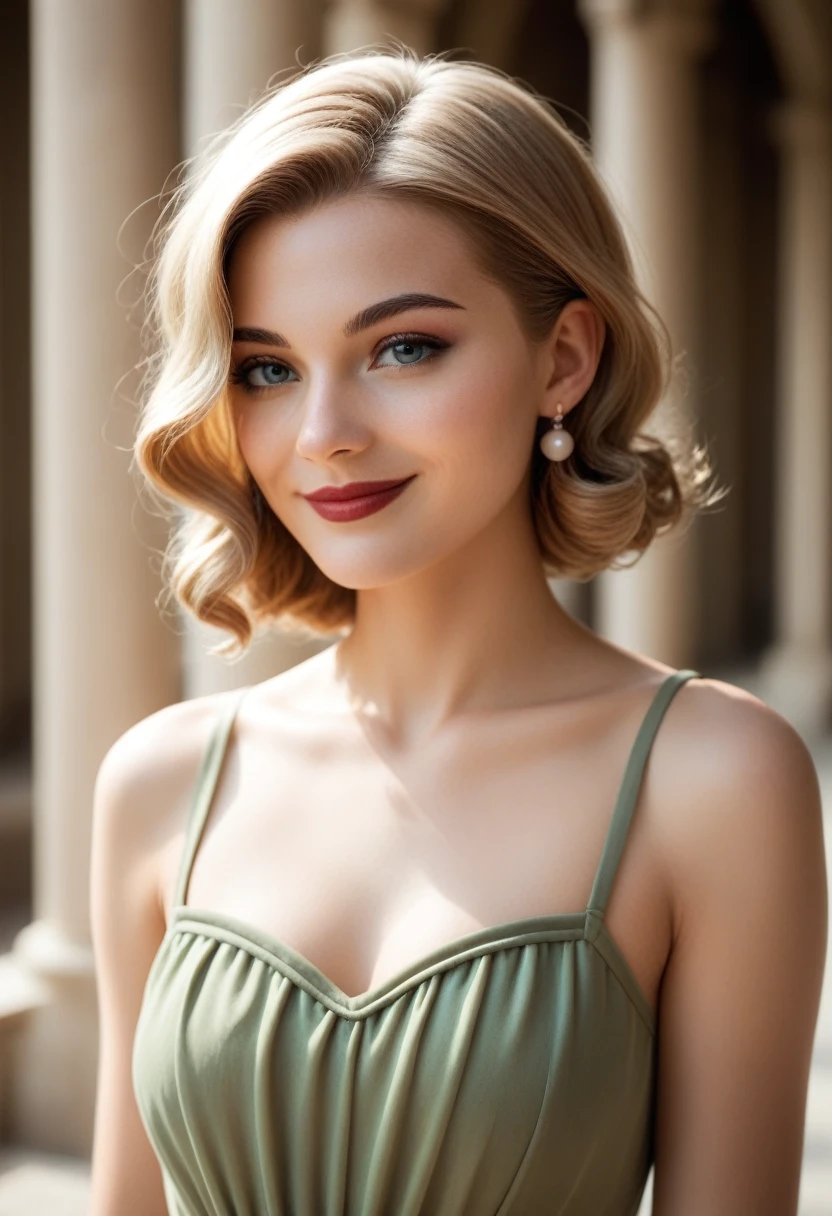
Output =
[{"x1": 133, "y1": 669, "x2": 700, "y2": 1215}]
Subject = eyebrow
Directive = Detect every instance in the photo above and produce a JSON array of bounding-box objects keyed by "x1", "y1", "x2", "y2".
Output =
[{"x1": 232, "y1": 292, "x2": 465, "y2": 348}]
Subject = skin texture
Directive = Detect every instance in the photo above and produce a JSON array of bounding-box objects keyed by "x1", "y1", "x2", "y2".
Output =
[{"x1": 89, "y1": 194, "x2": 827, "y2": 1215}]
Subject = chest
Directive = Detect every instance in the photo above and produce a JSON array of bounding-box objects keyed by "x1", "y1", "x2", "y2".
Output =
[{"x1": 157, "y1": 705, "x2": 673, "y2": 1022}]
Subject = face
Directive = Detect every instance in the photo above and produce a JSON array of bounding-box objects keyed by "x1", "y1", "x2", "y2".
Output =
[{"x1": 226, "y1": 193, "x2": 559, "y2": 590}]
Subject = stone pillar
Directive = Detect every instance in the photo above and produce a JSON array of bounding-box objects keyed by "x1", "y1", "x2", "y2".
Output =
[
  {"x1": 578, "y1": 0, "x2": 714, "y2": 666},
  {"x1": 182, "y1": 0, "x2": 334, "y2": 699},
  {"x1": 324, "y1": 0, "x2": 448, "y2": 57},
  {"x1": 0, "y1": 0, "x2": 32, "y2": 757},
  {"x1": 6, "y1": 0, "x2": 181, "y2": 1153},
  {"x1": 184, "y1": 0, "x2": 325, "y2": 149},
  {"x1": 759, "y1": 102, "x2": 832, "y2": 737},
  {"x1": 450, "y1": 0, "x2": 532, "y2": 72}
]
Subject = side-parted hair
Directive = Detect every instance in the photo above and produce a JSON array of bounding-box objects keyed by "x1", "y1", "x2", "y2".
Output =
[{"x1": 134, "y1": 45, "x2": 722, "y2": 657}]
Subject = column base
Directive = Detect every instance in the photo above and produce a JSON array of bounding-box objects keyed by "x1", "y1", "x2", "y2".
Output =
[
  {"x1": 3, "y1": 920, "x2": 97, "y2": 1154},
  {"x1": 758, "y1": 643, "x2": 832, "y2": 741}
]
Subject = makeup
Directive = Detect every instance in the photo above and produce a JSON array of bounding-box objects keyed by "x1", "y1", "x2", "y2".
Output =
[{"x1": 302, "y1": 476, "x2": 416, "y2": 522}]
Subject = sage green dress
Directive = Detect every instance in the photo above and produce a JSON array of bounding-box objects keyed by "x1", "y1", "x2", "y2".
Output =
[{"x1": 133, "y1": 668, "x2": 700, "y2": 1215}]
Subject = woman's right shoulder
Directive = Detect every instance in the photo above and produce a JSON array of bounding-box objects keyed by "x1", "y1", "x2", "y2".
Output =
[
  {"x1": 92, "y1": 688, "x2": 245, "y2": 864},
  {"x1": 88, "y1": 687, "x2": 248, "y2": 1216}
]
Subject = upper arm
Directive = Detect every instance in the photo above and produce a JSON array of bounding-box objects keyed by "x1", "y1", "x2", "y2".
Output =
[
  {"x1": 88, "y1": 701, "x2": 199, "y2": 1216},
  {"x1": 652, "y1": 684, "x2": 828, "y2": 1215}
]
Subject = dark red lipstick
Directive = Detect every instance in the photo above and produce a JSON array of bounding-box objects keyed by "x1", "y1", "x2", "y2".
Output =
[{"x1": 301, "y1": 476, "x2": 416, "y2": 522}]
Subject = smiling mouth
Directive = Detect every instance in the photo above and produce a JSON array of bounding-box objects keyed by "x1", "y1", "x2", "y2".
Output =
[
  {"x1": 302, "y1": 477, "x2": 415, "y2": 502},
  {"x1": 302, "y1": 477, "x2": 416, "y2": 522}
]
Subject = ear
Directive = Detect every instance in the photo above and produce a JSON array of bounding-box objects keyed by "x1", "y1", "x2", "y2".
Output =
[{"x1": 536, "y1": 298, "x2": 606, "y2": 420}]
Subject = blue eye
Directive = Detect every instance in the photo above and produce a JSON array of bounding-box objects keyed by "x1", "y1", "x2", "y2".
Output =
[
  {"x1": 229, "y1": 331, "x2": 449, "y2": 394},
  {"x1": 375, "y1": 335, "x2": 446, "y2": 367},
  {"x1": 229, "y1": 359, "x2": 297, "y2": 391}
]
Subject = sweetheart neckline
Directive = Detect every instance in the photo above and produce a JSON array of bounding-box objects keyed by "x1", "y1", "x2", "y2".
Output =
[
  {"x1": 158, "y1": 673, "x2": 700, "y2": 1034},
  {"x1": 163, "y1": 903, "x2": 657, "y2": 1033}
]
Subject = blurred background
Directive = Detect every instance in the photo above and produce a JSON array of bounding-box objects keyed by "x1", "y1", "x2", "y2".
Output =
[{"x1": 0, "y1": 0, "x2": 830, "y2": 1210}]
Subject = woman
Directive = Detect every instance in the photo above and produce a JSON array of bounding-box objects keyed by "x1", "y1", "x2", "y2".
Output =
[{"x1": 89, "y1": 46, "x2": 827, "y2": 1215}]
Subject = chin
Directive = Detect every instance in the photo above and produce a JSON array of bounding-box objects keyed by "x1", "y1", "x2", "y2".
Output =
[{"x1": 305, "y1": 543, "x2": 440, "y2": 590}]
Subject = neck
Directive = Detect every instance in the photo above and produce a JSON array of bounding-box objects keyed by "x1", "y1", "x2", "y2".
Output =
[{"x1": 330, "y1": 500, "x2": 600, "y2": 748}]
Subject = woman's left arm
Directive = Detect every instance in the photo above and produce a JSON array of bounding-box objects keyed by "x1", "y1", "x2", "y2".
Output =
[{"x1": 651, "y1": 687, "x2": 828, "y2": 1216}]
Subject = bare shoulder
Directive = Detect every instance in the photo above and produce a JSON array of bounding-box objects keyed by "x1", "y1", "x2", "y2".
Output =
[
  {"x1": 647, "y1": 673, "x2": 828, "y2": 1215},
  {"x1": 93, "y1": 687, "x2": 243, "y2": 862},
  {"x1": 649, "y1": 674, "x2": 826, "y2": 932},
  {"x1": 94, "y1": 645, "x2": 337, "y2": 852},
  {"x1": 88, "y1": 689, "x2": 247, "y2": 1216}
]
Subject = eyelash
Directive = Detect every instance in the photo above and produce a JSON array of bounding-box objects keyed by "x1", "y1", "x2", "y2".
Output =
[{"x1": 228, "y1": 331, "x2": 449, "y2": 395}]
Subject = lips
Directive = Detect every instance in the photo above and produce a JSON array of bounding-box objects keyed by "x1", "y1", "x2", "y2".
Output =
[
  {"x1": 303, "y1": 477, "x2": 415, "y2": 523},
  {"x1": 303, "y1": 477, "x2": 414, "y2": 502}
]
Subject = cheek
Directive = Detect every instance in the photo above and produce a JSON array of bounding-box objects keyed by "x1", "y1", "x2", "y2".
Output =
[
  {"x1": 233, "y1": 401, "x2": 288, "y2": 481},
  {"x1": 423, "y1": 351, "x2": 537, "y2": 481}
]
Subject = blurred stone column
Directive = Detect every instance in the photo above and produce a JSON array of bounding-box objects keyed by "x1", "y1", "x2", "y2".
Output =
[
  {"x1": 8, "y1": 0, "x2": 181, "y2": 1152},
  {"x1": 450, "y1": 0, "x2": 532, "y2": 71},
  {"x1": 578, "y1": 0, "x2": 714, "y2": 667},
  {"x1": 184, "y1": 0, "x2": 324, "y2": 141},
  {"x1": 759, "y1": 102, "x2": 832, "y2": 737},
  {"x1": 0, "y1": 0, "x2": 32, "y2": 757},
  {"x1": 181, "y1": 0, "x2": 334, "y2": 699},
  {"x1": 324, "y1": 0, "x2": 448, "y2": 56}
]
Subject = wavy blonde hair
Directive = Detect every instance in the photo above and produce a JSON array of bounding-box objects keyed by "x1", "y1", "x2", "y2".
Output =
[{"x1": 135, "y1": 45, "x2": 722, "y2": 658}]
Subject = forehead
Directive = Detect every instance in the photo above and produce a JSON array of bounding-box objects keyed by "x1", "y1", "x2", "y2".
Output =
[{"x1": 225, "y1": 194, "x2": 485, "y2": 312}]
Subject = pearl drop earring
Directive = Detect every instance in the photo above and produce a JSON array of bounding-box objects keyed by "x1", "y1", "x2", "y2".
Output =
[{"x1": 539, "y1": 404, "x2": 574, "y2": 462}]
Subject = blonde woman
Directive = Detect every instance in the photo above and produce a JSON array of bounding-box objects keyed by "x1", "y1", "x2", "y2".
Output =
[{"x1": 89, "y1": 47, "x2": 827, "y2": 1216}]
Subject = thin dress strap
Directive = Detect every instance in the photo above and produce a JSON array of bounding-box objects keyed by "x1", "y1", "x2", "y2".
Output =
[
  {"x1": 172, "y1": 685, "x2": 251, "y2": 909},
  {"x1": 586, "y1": 669, "x2": 701, "y2": 918}
]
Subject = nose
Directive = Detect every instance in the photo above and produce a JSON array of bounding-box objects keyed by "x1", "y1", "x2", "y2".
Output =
[{"x1": 293, "y1": 373, "x2": 372, "y2": 462}]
